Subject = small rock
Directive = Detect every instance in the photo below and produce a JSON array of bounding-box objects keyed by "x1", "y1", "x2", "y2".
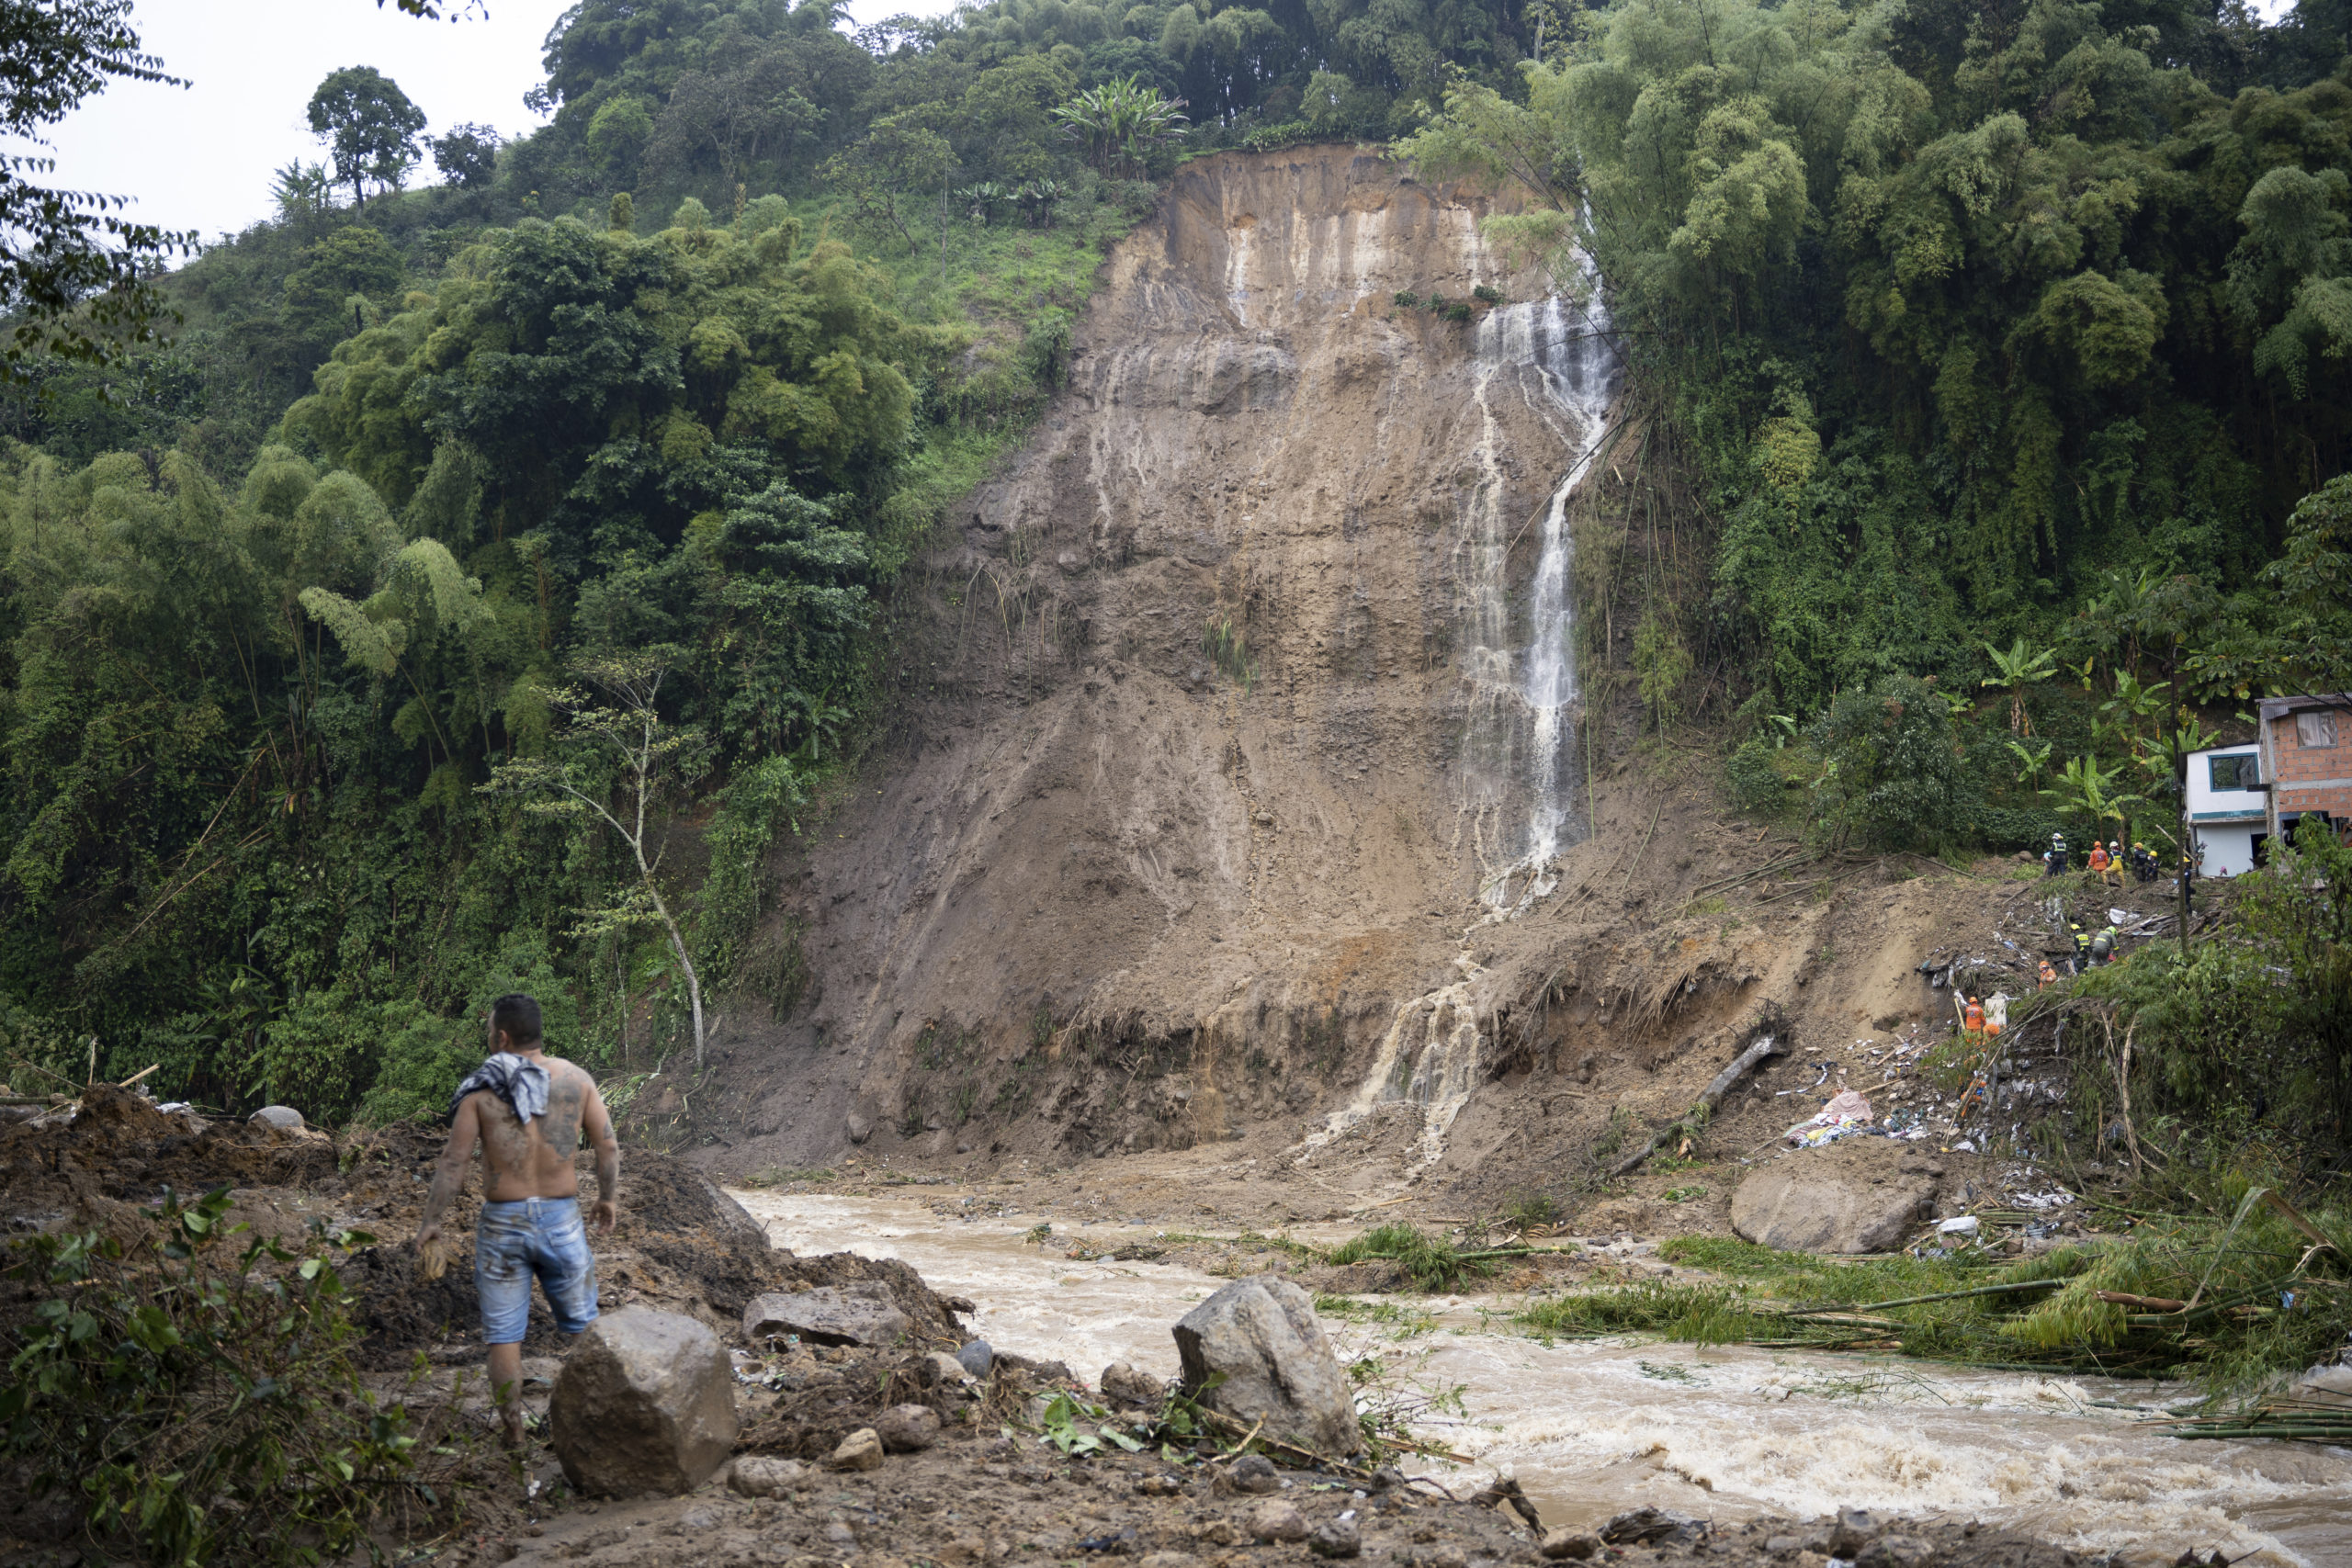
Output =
[
  {"x1": 1855, "y1": 1538, "x2": 1934, "y2": 1568},
  {"x1": 729, "y1": 1456, "x2": 806, "y2": 1497},
  {"x1": 1368, "y1": 1467, "x2": 1405, "y2": 1493},
  {"x1": 876, "y1": 1403, "x2": 942, "y2": 1452},
  {"x1": 1765, "y1": 1539, "x2": 1804, "y2": 1557},
  {"x1": 249, "y1": 1104, "x2": 304, "y2": 1131},
  {"x1": 1429, "y1": 1549, "x2": 1468, "y2": 1568},
  {"x1": 957, "y1": 1338, "x2": 996, "y2": 1378},
  {"x1": 1829, "y1": 1509, "x2": 1880, "y2": 1556},
  {"x1": 1135, "y1": 1473, "x2": 1185, "y2": 1496},
  {"x1": 549, "y1": 1308, "x2": 739, "y2": 1497},
  {"x1": 674, "y1": 1506, "x2": 723, "y2": 1532},
  {"x1": 744, "y1": 1282, "x2": 909, "y2": 1348},
  {"x1": 1541, "y1": 1529, "x2": 1600, "y2": 1561},
  {"x1": 1601, "y1": 1506, "x2": 1702, "y2": 1547},
  {"x1": 1310, "y1": 1517, "x2": 1362, "y2": 1559},
  {"x1": 1230, "y1": 1453, "x2": 1280, "y2": 1495},
  {"x1": 1249, "y1": 1500, "x2": 1309, "y2": 1543},
  {"x1": 1102, "y1": 1361, "x2": 1165, "y2": 1406},
  {"x1": 921, "y1": 1351, "x2": 970, "y2": 1387},
  {"x1": 825, "y1": 1520, "x2": 859, "y2": 1544},
  {"x1": 829, "y1": 1427, "x2": 886, "y2": 1472}
]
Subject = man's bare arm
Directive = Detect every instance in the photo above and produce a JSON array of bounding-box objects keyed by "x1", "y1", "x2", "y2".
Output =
[
  {"x1": 417, "y1": 1096, "x2": 480, "y2": 1246},
  {"x1": 585, "y1": 1079, "x2": 619, "y2": 1230}
]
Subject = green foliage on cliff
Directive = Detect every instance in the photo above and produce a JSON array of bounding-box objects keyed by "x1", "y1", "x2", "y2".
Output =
[{"x1": 1406, "y1": 0, "x2": 2352, "y2": 720}]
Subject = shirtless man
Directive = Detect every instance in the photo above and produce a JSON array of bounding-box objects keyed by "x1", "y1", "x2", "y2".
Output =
[{"x1": 416, "y1": 992, "x2": 619, "y2": 1445}]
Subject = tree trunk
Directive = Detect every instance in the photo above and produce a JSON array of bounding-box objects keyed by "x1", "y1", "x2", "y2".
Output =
[
  {"x1": 2177, "y1": 749, "x2": 2192, "y2": 962},
  {"x1": 645, "y1": 880, "x2": 707, "y2": 1071}
]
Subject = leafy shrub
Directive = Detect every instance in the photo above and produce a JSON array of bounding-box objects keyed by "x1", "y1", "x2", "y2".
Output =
[
  {"x1": 1238, "y1": 119, "x2": 1312, "y2": 152},
  {"x1": 0, "y1": 1188, "x2": 465, "y2": 1565},
  {"x1": 1393, "y1": 290, "x2": 1420, "y2": 310},
  {"x1": 1328, "y1": 1224, "x2": 1490, "y2": 1292},
  {"x1": 1471, "y1": 284, "x2": 1504, "y2": 305},
  {"x1": 1808, "y1": 675, "x2": 1965, "y2": 852},
  {"x1": 1442, "y1": 300, "x2": 1473, "y2": 323},
  {"x1": 1725, "y1": 739, "x2": 1783, "y2": 814}
]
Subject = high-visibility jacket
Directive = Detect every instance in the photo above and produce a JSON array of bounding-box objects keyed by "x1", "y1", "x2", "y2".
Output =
[{"x1": 1963, "y1": 998, "x2": 1985, "y2": 1034}]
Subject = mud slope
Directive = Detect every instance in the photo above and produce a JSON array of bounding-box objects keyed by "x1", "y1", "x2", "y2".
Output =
[
  {"x1": 702, "y1": 147, "x2": 1892, "y2": 1187},
  {"x1": 695, "y1": 150, "x2": 1590, "y2": 1153}
]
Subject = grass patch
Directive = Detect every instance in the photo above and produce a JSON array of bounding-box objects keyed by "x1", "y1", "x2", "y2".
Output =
[
  {"x1": 1536, "y1": 1187, "x2": 2352, "y2": 1396},
  {"x1": 748, "y1": 1166, "x2": 842, "y2": 1189},
  {"x1": 1314, "y1": 1295, "x2": 1440, "y2": 1337},
  {"x1": 1328, "y1": 1224, "x2": 1494, "y2": 1292}
]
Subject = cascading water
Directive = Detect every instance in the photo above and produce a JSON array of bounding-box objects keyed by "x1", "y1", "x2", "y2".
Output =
[
  {"x1": 1304, "y1": 267, "x2": 1620, "y2": 1167},
  {"x1": 1462, "y1": 282, "x2": 1622, "y2": 911}
]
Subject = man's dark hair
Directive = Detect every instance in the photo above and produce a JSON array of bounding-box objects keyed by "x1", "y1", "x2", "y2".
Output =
[{"x1": 491, "y1": 993, "x2": 543, "y2": 1046}]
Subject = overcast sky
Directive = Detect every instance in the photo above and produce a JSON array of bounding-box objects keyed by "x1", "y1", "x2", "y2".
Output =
[{"x1": 19, "y1": 0, "x2": 956, "y2": 248}]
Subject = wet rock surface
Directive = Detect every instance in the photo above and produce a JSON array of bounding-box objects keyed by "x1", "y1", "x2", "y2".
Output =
[
  {"x1": 548, "y1": 1308, "x2": 739, "y2": 1497},
  {"x1": 743, "y1": 1280, "x2": 912, "y2": 1348},
  {"x1": 1174, "y1": 1274, "x2": 1363, "y2": 1457},
  {"x1": 1731, "y1": 1140, "x2": 1941, "y2": 1254}
]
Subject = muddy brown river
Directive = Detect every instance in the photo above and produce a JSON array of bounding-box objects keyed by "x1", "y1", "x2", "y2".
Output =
[{"x1": 731, "y1": 1191, "x2": 2352, "y2": 1568}]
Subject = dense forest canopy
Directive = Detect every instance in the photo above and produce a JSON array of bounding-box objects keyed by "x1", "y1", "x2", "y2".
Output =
[
  {"x1": 1408, "y1": 0, "x2": 2352, "y2": 717},
  {"x1": 0, "y1": 0, "x2": 2346, "y2": 1134}
]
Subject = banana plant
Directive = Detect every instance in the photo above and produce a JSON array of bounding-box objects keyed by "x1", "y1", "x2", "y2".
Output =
[
  {"x1": 1980, "y1": 637, "x2": 2058, "y2": 734},
  {"x1": 1053, "y1": 76, "x2": 1188, "y2": 179},
  {"x1": 2006, "y1": 737, "x2": 2053, "y2": 788},
  {"x1": 2039, "y1": 753, "x2": 2143, "y2": 832}
]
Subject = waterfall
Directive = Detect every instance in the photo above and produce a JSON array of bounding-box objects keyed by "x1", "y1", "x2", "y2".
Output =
[
  {"x1": 1295, "y1": 271, "x2": 1619, "y2": 1169},
  {"x1": 1461, "y1": 282, "x2": 1621, "y2": 912},
  {"x1": 1292, "y1": 960, "x2": 1487, "y2": 1166}
]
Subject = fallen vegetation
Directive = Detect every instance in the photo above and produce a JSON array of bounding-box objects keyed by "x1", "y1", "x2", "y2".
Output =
[
  {"x1": 1516, "y1": 1186, "x2": 2350, "y2": 1405},
  {"x1": 0, "y1": 1187, "x2": 484, "y2": 1566}
]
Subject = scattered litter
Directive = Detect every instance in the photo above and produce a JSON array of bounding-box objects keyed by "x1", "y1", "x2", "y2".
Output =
[
  {"x1": 1937, "y1": 1216, "x2": 1981, "y2": 1237},
  {"x1": 1786, "y1": 1089, "x2": 1872, "y2": 1148},
  {"x1": 2010, "y1": 1190, "x2": 2077, "y2": 1212}
]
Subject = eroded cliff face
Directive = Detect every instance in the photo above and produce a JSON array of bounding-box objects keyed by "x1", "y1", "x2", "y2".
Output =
[{"x1": 713, "y1": 147, "x2": 1699, "y2": 1169}]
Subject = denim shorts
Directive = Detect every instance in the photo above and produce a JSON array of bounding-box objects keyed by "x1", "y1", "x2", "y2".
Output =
[{"x1": 474, "y1": 1196, "x2": 599, "y2": 1343}]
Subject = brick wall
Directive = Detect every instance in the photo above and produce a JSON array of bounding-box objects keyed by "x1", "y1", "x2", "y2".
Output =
[{"x1": 2270, "y1": 714, "x2": 2352, "y2": 821}]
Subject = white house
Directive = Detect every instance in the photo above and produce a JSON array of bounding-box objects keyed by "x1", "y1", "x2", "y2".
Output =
[{"x1": 2186, "y1": 744, "x2": 2266, "y2": 876}]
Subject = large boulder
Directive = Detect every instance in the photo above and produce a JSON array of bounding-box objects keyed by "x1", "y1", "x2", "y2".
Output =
[
  {"x1": 1172, "y1": 1274, "x2": 1362, "y2": 1457},
  {"x1": 550, "y1": 1308, "x2": 739, "y2": 1496},
  {"x1": 1731, "y1": 1146, "x2": 1936, "y2": 1255},
  {"x1": 742, "y1": 1280, "x2": 910, "y2": 1348}
]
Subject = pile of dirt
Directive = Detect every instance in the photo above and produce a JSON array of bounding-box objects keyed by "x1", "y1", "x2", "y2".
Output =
[
  {"x1": 0, "y1": 1103, "x2": 966, "y2": 1371},
  {"x1": 435, "y1": 1428, "x2": 2104, "y2": 1568},
  {"x1": 316, "y1": 1122, "x2": 967, "y2": 1367},
  {"x1": 0, "y1": 1083, "x2": 338, "y2": 1242}
]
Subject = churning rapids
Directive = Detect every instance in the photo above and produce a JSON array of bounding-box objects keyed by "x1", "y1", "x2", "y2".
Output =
[{"x1": 731, "y1": 1191, "x2": 2352, "y2": 1568}]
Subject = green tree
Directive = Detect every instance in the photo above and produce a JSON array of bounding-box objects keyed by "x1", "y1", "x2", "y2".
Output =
[
  {"x1": 0, "y1": 0, "x2": 192, "y2": 382},
  {"x1": 306, "y1": 65, "x2": 426, "y2": 208},
  {"x1": 279, "y1": 227, "x2": 402, "y2": 355},
  {"x1": 1053, "y1": 74, "x2": 1188, "y2": 180},
  {"x1": 429, "y1": 121, "x2": 501, "y2": 189},
  {"x1": 1981, "y1": 637, "x2": 2058, "y2": 735},
  {"x1": 484, "y1": 655, "x2": 711, "y2": 1068}
]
